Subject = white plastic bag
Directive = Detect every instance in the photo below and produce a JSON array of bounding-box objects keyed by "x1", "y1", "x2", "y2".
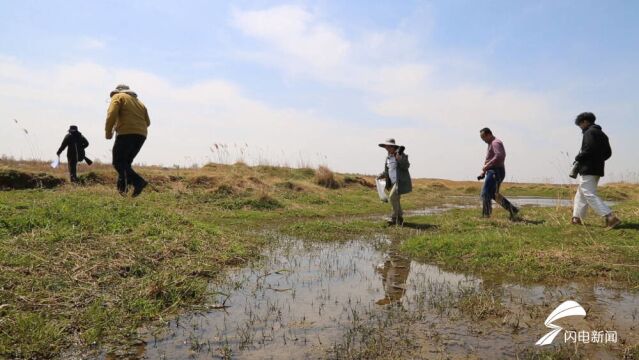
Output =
[
  {"x1": 376, "y1": 178, "x2": 388, "y2": 202},
  {"x1": 50, "y1": 157, "x2": 60, "y2": 169}
]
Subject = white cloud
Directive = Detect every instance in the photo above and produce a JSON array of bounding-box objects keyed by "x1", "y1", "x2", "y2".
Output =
[
  {"x1": 79, "y1": 37, "x2": 106, "y2": 50},
  {"x1": 228, "y1": 5, "x2": 638, "y2": 183},
  {"x1": 230, "y1": 4, "x2": 559, "y2": 126},
  {"x1": 232, "y1": 6, "x2": 351, "y2": 72},
  {"x1": 0, "y1": 57, "x2": 406, "y2": 175},
  {"x1": 0, "y1": 55, "x2": 579, "y2": 183}
]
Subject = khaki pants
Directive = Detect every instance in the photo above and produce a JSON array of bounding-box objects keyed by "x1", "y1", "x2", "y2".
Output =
[{"x1": 389, "y1": 183, "x2": 402, "y2": 219}]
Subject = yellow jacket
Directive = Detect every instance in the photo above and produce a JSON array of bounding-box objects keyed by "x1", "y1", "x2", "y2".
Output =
[{"x1": 105, "y1": 93, "x2": 150, "y2": 138}]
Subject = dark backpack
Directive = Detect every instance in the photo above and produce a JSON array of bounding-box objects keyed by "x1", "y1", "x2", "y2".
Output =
[
  {"x1": 602, "y1": 133, "x2": 612, "y2": 160},
  {"x1": 69, "y1": 132, "x2": 88, "y2": 160}
]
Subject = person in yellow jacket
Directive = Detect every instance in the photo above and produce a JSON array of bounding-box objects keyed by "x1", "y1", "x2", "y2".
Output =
[{"x1": 105, "y1": 84, "x2": 150, "y2": 197}]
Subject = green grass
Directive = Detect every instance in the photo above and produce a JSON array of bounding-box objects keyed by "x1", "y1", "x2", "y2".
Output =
[
  {"x1": 0, "y1": 187, "x2": 264, "y2": 358},
  {"x1": 401, "y1": 201, "x2": 639, "y2": 286}
]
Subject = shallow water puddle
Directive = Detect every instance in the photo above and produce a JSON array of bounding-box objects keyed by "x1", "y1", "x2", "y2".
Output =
[
  {"x1": 122, "y1": 235, "x2": 638, "y2": 359},
  {"x1": 131, "y1": 236, "x2": 476, "y2": 359}
]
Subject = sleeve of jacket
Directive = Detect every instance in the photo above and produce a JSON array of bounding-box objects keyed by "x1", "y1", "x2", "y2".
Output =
[
  {"x1": 56, "y1": 135, "x2": 69, "y2": 156},
  {"x1": 105, "y1": 95, "x2": 122, "y2": 137},
  {"x1": 397, "y1": 154, "x2": 410, "y2": 170},
  {"x1": 575, "y1": 131, "x2": 595, "y2": 162},
  {"x1": 145, "y1": 107, "x2": 151, "y2": 127},
  {"x1": 81, "y1": 135, "x2": 89, "y2": 149}
]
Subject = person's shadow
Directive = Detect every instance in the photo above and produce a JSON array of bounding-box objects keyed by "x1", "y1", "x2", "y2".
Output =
[
  {"x1": 401, "y1": 222, "x2": 438, "y2": 230},
  {"x1": 616, "y1": 223, "x2": 639, "y2": 230},
  {"x1": 512, "y1": 218, "x2": 545, "y2": 225}
]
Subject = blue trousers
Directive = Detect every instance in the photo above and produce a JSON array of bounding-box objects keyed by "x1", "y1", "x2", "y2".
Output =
[{"x1": 481, "y1": 168, "x2": 518, "y2": 217}]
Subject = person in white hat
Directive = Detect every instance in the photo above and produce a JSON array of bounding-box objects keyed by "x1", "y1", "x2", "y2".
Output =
[
  {"x1": 105, "y1": 84, "x2": 150, "y2": 197},
  {"x1": 377, "y1": 138, "x2": 412, "y2": 225}
]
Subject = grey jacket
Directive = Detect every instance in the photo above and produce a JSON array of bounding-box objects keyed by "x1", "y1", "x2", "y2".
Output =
[{"x1": 381, "y1": 154, "x2": 412, "y2": 195}]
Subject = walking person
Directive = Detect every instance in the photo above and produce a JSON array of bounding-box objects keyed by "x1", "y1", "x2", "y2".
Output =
[
  {"x1": 378, "y1": 139, "x2": 412, "y2": 225},
  {"x1": 56, "y1": 125, "x2": 92, "y2": 182},
  {"x1": 571, "y1": 112, "x2": 621, "y2": 228},
  {"x1": 105, "y1": 84, "x2": 150, "y2": 197},
  {"x1": 478, "y1": 128, "x2": 519, "y2": 219}
]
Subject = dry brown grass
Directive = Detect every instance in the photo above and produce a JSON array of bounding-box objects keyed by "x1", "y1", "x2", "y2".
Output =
[
  {"x1": 314, "y1": 165, "x2": 342, "y2": 189},
  {"x1": 1, "y1": 158, "x2": 637, "y2": 201}
]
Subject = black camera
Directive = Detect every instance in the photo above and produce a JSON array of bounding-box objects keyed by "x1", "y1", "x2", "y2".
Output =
[
  {"x1": 569, "y1": 161, "x2": 579, "y2": 179},
  {"x1": 477, "y1": 174, "x2": 485, "y2": 181}
]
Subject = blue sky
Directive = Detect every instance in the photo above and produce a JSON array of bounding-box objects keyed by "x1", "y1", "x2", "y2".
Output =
[{"x1": 1, "y1": 1, "x2": 637, "y2": 182}]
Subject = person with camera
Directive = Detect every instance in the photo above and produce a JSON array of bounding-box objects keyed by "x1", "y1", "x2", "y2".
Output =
[
  {"x1": 478, "y1": 128, "x2": 519, "y2": 219},
  {"x1": 378, "y1": 139, "x2": 412, "y2": 226},
  {"x1": 571, "y1": 112, "x2": 620, "y2": 228}
]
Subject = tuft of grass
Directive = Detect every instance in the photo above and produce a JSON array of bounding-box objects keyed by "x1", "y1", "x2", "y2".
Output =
[{"x1": 315, "y1": 166, "x2": 342, "y2": 189}]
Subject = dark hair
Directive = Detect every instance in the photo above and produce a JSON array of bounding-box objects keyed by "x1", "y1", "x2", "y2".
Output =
[
  {"x1": 479, "y1": 127, "x2": 492, "y2": 135},
  {"x1": 575, "y1": 112, "x2": 596, "y2": 125}
]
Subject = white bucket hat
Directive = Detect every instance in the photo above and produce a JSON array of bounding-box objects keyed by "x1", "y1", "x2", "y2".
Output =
[{"x1": 378, "y1": 138, "x2": 400, "y2": 148}]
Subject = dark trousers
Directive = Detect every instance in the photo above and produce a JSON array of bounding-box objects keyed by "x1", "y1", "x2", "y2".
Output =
[
  {"x1": 67, "y1": 159, "x2": 78, "y2": 182},
  {"x1": 112, "y1": 134, "x2": 146, "y2": 191},
  {"x1": 481, "y1": 167, "x2": 518, "y2": 217}
]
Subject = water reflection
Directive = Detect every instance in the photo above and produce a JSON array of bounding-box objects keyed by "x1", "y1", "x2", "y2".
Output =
[{"x1": 375, "y1": 239, "x2": 411, "y2": 306}]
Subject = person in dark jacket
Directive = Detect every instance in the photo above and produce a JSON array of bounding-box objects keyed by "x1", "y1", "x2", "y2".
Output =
[
  {"x1": 56, "y1": 125, "x2": 92, "y2": 182},
  {"x1": 478, "y1": 128, "x2": 519, "y2": 219},
  {"x1": 378, "y1": 138, "x2": 412, "y2": 226},
  {"x1": 571, "y1": 112, "x2": 621, "y2": 228}
]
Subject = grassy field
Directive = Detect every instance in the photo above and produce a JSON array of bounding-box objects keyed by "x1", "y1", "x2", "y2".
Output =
[
  {"x1": 401, "y1": 202, "x2": 639, "y2": 286},
  {"x1": 0, "y1": 159, "x2": 637, "y2": 358}
]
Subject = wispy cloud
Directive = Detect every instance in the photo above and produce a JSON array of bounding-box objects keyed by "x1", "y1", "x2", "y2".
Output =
[
  {"x1": 231, "y1": 5, "x2": 562, "y2": 128},
  {"x1": 79, "y1": 36, "x2": 106, "y2": 50}
]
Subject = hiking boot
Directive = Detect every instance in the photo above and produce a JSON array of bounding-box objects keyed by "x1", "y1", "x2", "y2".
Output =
[
  {"x1": 117, "y1": 183, "x2": 128, "y2": 197},
  {"x1": 132, "y1": 181, "x2": 148, "y2": 198},
  {"x1": 509, "y1": 206, "x2": 520, "y2": 221},
  {"x1": 605, "y1": 214, "x2": 621, "y2": 229},
  {"x1": 571, "y1": 217, "x2": 582, "y2": 225}
]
